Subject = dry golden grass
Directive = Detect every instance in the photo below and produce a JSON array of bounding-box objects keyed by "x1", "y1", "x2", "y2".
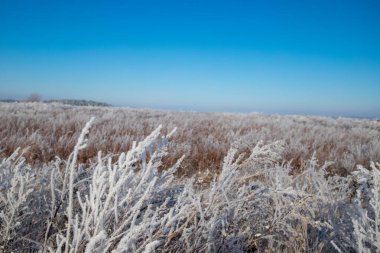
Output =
[{"x1": 1, "y1": 102, "x2": 379, "y2": 177}]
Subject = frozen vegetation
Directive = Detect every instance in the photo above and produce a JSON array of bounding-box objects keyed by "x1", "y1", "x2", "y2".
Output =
[{"x1": 0, "y1": 102, "x2": 380, "y2": 252}]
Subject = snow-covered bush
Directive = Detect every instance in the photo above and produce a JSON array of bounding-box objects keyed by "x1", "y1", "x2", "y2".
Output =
[
  {"x1": 0, "y1": 148, "x2": 35, "y2": 251},
  {"x1": 352, "y1": 162, "x2": 380, "y2": 253}
]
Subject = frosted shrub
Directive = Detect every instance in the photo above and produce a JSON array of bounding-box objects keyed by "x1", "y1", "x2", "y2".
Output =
[
  {"x1": 0, "y1": 148, "x2": 36, "y2": 251},
  {"x1": 151, "y1": 140, "x2": 352, "y2": 252},
  {"x1": 352, "y1": 162, "x2": 380, "y2": 252},
  {"x1": 42, "y1": 120, "x2": 184, "y2": 252},
  {"x1": 0, "y1": 117, "x2": 184, "y2": 252}
]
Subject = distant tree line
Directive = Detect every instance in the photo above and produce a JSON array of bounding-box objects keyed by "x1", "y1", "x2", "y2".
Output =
[
  {"x1": 45, "y1": 99, "x2": 112, "y2": 107},
  {"x1": 0, "y1": 93, "x2": 112, "y2": 107}
]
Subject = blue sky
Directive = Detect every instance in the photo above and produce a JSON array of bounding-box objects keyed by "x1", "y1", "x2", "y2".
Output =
[{"x1": 0, "y1": 0, "x2": 379, "y2": 117}]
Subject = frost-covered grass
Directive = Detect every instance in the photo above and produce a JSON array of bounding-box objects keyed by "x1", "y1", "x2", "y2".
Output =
[
  {"x1": 1, "y1": 103, "x2": 380, "y2": 252},
  {"x1": 1, "y1": 102, "x2": 379, "y2": 177}
]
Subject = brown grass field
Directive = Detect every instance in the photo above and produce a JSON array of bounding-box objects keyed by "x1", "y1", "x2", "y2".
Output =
[{"x1": 1, "y1": 102, "x2": 379, "y2": 177}]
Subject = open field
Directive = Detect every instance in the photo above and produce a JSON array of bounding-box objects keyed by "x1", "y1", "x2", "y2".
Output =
[
  {"x1": 1, "y1": 102, "x2": 380, "y2": 252},
  {"x1": 1, "y1": 102, "x2": 380, "y2": 176}
]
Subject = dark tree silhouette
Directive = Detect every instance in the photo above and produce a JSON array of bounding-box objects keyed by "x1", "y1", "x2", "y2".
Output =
[{"x1": 25, "y1": 93, "x2": 42, "y2": 102}]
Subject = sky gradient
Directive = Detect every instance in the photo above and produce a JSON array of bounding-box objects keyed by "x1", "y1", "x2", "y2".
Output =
[{"x1": 1, "y1": 0, "x2": 380, "y2": 117}]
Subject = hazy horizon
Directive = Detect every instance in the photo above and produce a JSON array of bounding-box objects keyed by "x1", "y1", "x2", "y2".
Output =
[{"x1": 1, "y1": 0, "x2": 380, "y2": 117}]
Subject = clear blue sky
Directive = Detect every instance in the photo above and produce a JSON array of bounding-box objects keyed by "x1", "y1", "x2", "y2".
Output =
[{"x1": 1, "y1": 0, "x2": 379, "y2": 117}]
